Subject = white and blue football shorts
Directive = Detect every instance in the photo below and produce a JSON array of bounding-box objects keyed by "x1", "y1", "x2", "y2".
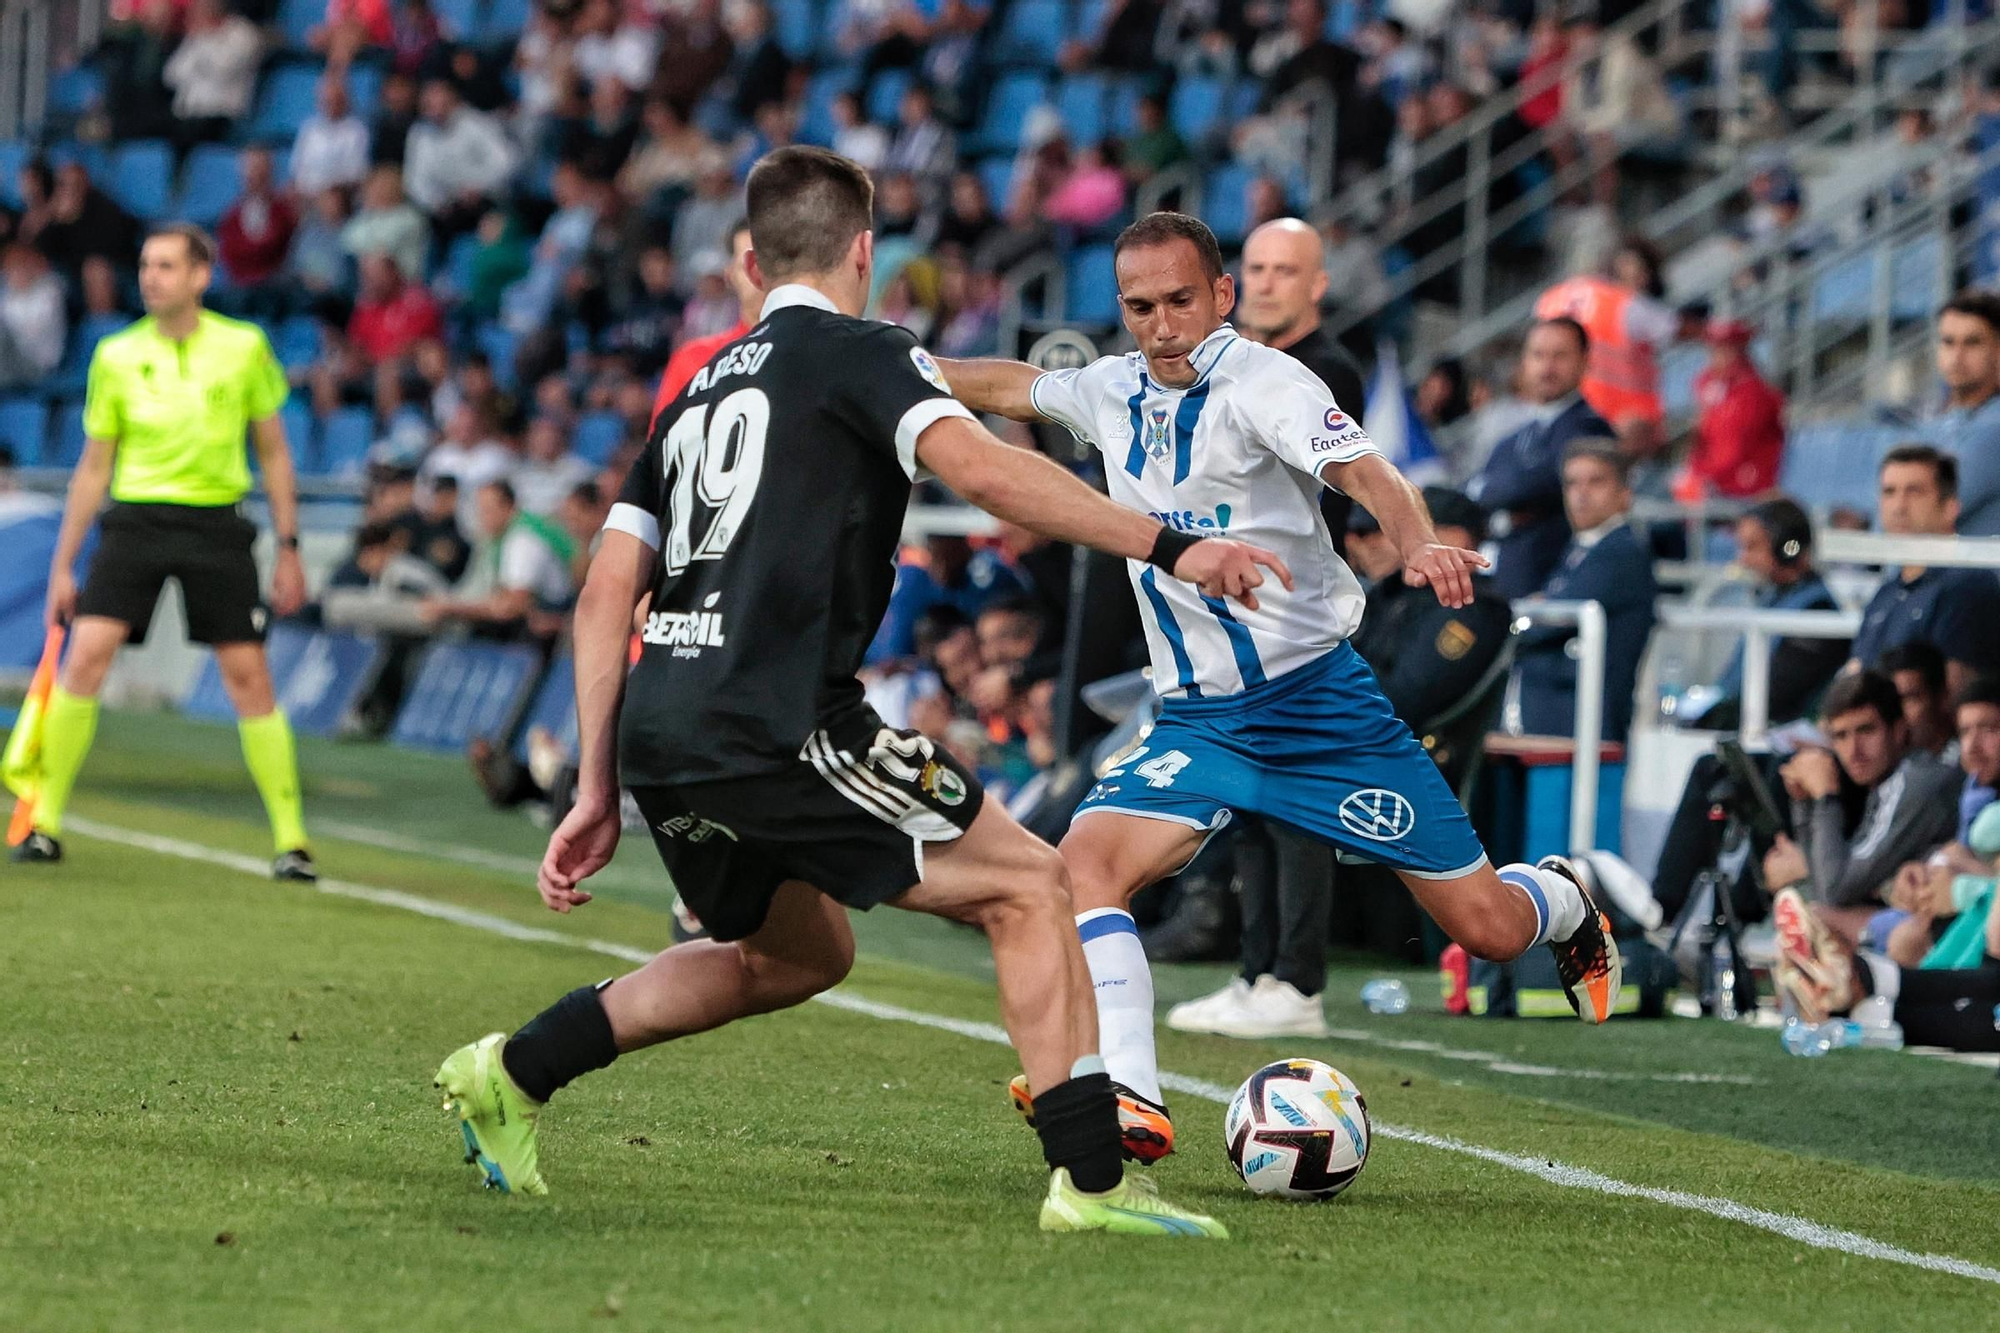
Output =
[{"x1": 1073, "y1": 643, "x2": 1489, "y2": 879}]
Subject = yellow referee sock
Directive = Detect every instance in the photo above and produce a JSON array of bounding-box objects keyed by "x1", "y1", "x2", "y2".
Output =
[
  {"x1": 238, "y1": 710, "x2": 308, "y2": 854},
  {"x1": 31, "y1": 687, "x2": 99, "y2": 838}
]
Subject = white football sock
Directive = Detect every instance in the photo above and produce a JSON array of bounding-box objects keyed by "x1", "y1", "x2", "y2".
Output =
[
  {"x1": 1076, "y1": 908, "x2": 1162, "y2": 1104},
  {"x1": 1498, "y1": 863, "x2": 1588, "y2": 950}
]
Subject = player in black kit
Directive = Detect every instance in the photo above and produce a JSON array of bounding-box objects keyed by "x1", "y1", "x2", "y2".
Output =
[{"x1": 434, "y1": 147, "x2": 1288, "y2": 1236}]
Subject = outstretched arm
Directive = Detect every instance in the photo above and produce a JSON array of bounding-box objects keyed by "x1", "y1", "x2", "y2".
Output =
[
  {"x1": 1325, "y1": 452, "x2": 1487, "y2": 610},
  {"x1": 916, "y1": 417, "x2": 1292, "y2": 609},
  {"x1": 933, "y1": 357, "x2": 1045, "y2": 422}
]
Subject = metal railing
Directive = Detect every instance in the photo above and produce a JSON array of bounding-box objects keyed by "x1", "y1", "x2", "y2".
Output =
[
  {"x1": 1654, "y1": 605, "x2": 1861, "y2": 745},
  {"x1": 1507, "y1": 598, "x2": 1608, "y2": 855}
]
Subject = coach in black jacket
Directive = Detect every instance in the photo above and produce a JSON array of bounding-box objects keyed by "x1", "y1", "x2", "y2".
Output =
[{"x1": 1514, "y1": 440, "x2": 1659, "y2": 743}]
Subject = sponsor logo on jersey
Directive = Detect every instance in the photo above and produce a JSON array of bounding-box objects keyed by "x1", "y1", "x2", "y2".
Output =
[
  {"x1": 643, "y1": 592, "x2": 729, "y2": 657},
  {"x1": 1144, "y1": 407, "x2": 1172, "y2": 461},
  {"x1": 655, "y1": 814, "x2": 738, "y2": 843},
  {"x1": 909, "y1": 346, "x2": 951, "y2": 393},
  {"x1": 1311, "y1": 421, "x2": 1371, "y2": 453},
  {"x1": 1148, "y1": 503, "x2": 1233, "y2": 532},
  {"x1": 918, "y1": 757, "x2": 968, "y2": 806},
  {"x1": 1324, "y1": 408, "x2": 1347, "y2": 430},
  {"x1": 1337, "y1": 787, "x2": 1417, "y2": 842}
]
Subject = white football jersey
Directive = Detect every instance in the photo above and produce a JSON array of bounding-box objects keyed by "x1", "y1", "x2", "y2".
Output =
[{"x1": 1030, "y1": 323, "x2": 1380, "y2": 699}]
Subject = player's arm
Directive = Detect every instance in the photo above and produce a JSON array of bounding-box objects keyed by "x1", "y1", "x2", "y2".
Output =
[
  {"x1": 1323, "y1": 453, "x2": 1487, "y2": 611},
  {"x1": 249, "y1": 414, "x2": 307, "y2": 617},
  {"x1": 536, "y1": 528, "x2": 652, "y2": 911},
  {"x1": 45, "y1": 435, "x2": 115, "y2": 627},
  {"x1": 916, "y1": 417, "x2": 1293, "y2": 610},
  {"x1": 931, "y1": 357, "x2": 1044, "y2": 422}
]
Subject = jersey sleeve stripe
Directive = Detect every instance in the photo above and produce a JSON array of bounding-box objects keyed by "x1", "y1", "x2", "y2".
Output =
[
  {"x1": 893, "y1": 398, "x2": 975, "y2": 479},
  {"x1": 604, "y1": 501, "x2": 662, "y2": 550}
]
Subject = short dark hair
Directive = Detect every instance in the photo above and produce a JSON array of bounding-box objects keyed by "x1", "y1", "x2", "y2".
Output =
[
  {"x1": 1530, "y1": 315, "x2": 1589, "y2": 355},
  {"x1": 567, "y1": 480, "x2": 602, "y2": 508},
  {"x1": 746, "y1": 146, "x2": 875, "y2": 280},
  {"x1": 146, "y1": 222, "x2": 215, "y2": 267},
  {"x1": 1821, "y1": 668, "x2": 1903, "y2": 729},
  {"x1": 482, "y1": 477, "x2": 517, "y2": 508},
  {"x1": 432, "y1": 473, "x2": 460, "y2": 492},
  {"x1": 1876, "y1": 641, "x2": 1946, "y2": 698},
  {"x1": 1562, "y1": 436, "x2": 1629, "y2": 486},
  {"x1": 1939, "y1": 288, "x2": 2000, "y2": 334},
  {"x1": 1880, "y1": 442, "x2": 1958, "y2": 501},
  {"x1": 1745, "y1": 496, "x2": 1814, "y2": 561},
  {"x1": 1114, "y1": 211, "x2": 1225, "y2": 283},
  {"x1": 978, "y1": 594, "x2": 1044, "y2": 631},
  {"x1": 1952, "y1": 674, "x2": 2000, "y2": 713}
]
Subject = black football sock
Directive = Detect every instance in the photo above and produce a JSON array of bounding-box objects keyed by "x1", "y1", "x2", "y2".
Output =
[
  {"x1": 1031, "y1": 1069, "x2": 1123, "y2": 1193},
  {"x1": 500, "y1": 982, "x2": 619, "y2": 1103}
]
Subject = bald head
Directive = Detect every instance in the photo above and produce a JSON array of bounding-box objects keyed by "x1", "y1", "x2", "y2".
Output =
[{"x1": 1238, "y1": 218, "x2": 1327, "y2": 347}]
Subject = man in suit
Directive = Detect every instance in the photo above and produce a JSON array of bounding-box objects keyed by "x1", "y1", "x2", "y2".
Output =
[
  {"x1": 1513, "y1": 439, "x2": 1659, "y2": 743},
  {"x1": 1470, "y1": 318, "x2": 1614, "y2": 598}
]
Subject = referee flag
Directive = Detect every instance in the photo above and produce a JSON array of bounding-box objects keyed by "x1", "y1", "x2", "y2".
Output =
[{"x1": 3, "y1": 625, "x2": 64, "y2": 844}]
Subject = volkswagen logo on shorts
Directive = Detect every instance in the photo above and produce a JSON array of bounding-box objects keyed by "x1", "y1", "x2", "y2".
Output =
[{"x1": 1337, "y1": 788, "x2": 1416, "y2": 842}]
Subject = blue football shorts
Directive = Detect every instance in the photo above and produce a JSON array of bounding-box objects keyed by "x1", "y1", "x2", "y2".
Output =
[{"x1": 1072, "y1": 643, "x2": 1489, "y2": 880}]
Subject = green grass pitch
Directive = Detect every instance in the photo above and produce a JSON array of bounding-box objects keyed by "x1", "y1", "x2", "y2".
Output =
[{"x1": 3, "y1": 709, "x2": 1999, "y2": 1331}]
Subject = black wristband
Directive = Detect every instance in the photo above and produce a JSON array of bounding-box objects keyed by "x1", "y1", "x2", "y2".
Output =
[
  {"x1": 278, "y1": 535, "x2": 300, "y2": 550},
  {"x1": 1146, "y1": 526, "x2": 1204, "y2": 574}
]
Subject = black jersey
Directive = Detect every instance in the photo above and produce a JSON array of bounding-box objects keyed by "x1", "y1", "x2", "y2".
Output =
[{"x1": 608, "y1": 284, "x2": 974, "y2": 785}]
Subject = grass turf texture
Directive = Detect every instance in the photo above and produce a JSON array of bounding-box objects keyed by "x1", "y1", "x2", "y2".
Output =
[{"x1": 3, "y1": 709, "x2": 1999, "y2": 1330}]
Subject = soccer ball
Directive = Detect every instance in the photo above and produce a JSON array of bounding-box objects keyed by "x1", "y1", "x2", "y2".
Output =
[{"x1": 1223, "y1": 1058, "x2": 1371, "y2": 1201}]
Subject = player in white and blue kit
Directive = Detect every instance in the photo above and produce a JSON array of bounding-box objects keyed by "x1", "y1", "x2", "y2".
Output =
[{"x1": 940, "y1": 213, "x2": 1622, "y2": 1163}]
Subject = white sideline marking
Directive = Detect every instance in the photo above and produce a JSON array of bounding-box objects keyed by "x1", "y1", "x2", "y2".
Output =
[
  {"x1": 314, "y1": 818, "x2": 661, "y2": 893},
  {"x1": 64, "y1": 815, "x2": 2000, "y2": 1289}
]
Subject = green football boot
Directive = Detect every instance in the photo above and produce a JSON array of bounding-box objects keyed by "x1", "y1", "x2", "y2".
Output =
[
  {"x1": 1038, "y1": 1168, "x2": 1229, "y2": 1238},
  {"x1": 435, "y1": 1033, "x2": 548, "y2": 1196}
]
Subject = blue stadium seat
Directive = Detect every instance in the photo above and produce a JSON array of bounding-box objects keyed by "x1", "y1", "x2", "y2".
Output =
[
  {"x1": 0, "y1": 141, "x2": 27, "y2": 208},
  {"x1": 47, "y1": 140, "x2": 108, "y2": 180},
  {"x1": 280, "y1": 397, "x2": 318, "y2": 471},
  {"x1": 52, "y1": 401, "x2": 87, "y2": 467},
  {"x1": 994, "y1": 0, "x2": 1068, "y2": 65},
  {"x1": 431, "y1": 0, "x2": 481, "y2": 39},
  {"x1": 319, "y1": 407, "x2": 375, "y2": 476},
  {"x1": 482, "y1": 0, "x2": 533, "y2": 41},
  {"x1": 1811, "y1": 253, "x2": 1872, "y2": 325},
  {"x1": 276, "y1": 0, "x2": 323, "y2": 49},
  {"x1": 1066, "y1": 244, "x2": 1120, "y2": 326},
  {"x1": 48, "y1": 65, "x2": 102, "y2": 117},
  {"x1": 973, "y1": 73, "x2": 1049, "y2": 154},
  {"x1": 773, "y1": 0, "x2": 817, "y2": 59},
  {"x1": 868, "y1": 68, "x2": 914, "y2": 127},
  {"x1": 799, "y1": 67, "x2": 856, "y2": 147},
  {"x1": 0, "y1": 397, "x2": 48, "y2": 465},
  {"x1": 249, "y1": 63, "x2": 324, "y2": 141},
  {"x1": 346, "y1": 62, "x2": 384, "y2": 119},
  {"x1": 1106, "y1": 75, "x2": 1147, "y2": 138},
  {"x1": 274, "y1": 315, "x2": 322, "y2": 369},
  {"x1": 1659, "y1": 343, "x2": 1704, "y2": 418},
  {"x1": 108, "y1": 141, "x2": 173, "y2": 220},
  {"x1": 47, "y1": 314, "x2": 125, "y2": 399},
  {"x1": 572, "y1": 412, "x2": 626, "y2": 465},
  {"x1": 477, "y1": 325, "x2": 519, "y2": 389},
  {"x1": 175, "y1": 143, "x2": 243, "y2": 226},
  {"x1": 1169, "y1": 76, "x2": 1229, "y2": 141},
  {"x1": 976, "y1": 156, "x2": 1017, "y2": 212},
  {"x1": 1203, "y1": 162, "x2": 1254, "y2": 243},
  {"x1": 1056, "y1": 75, "x2": 1109, "y2": 148},
  {"x1": 1892, "y1": 233, "x2": 1944, "y2": 320}
]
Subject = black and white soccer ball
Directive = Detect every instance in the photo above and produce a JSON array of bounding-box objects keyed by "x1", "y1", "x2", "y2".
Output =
[{"x1": 1223, "y1": 1058, "x2": 1371, "y2": 1201}]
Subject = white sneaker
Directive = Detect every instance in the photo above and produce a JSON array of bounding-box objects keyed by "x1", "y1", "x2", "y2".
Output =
[
  {"x1": 1180, "y1": 975, "x2": 1330, "y2": 1039},
  {"x1": 1164, "y1": 976, "x2": 1256, "y2": 1034}
]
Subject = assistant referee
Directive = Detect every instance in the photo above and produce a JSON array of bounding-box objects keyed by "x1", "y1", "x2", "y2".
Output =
[{"x1": 17, "y1": 223, "x2": 315, "y2": 880}]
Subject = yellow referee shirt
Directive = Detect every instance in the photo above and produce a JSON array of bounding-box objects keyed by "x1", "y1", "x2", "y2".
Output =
[{"x1": 82, "y1": 310, "x2": 290, "y2": 507}]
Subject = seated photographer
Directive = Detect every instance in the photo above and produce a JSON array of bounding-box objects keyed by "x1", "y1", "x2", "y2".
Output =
[
  {"x1": 1772, "y1": 886, "x2": 2000, "y2": 1053},
  {"x1": 1685, "y1": 498, "x2": 1848, "y2": 732},
  {"x1": 1881, "y1": 677, "x2": 2000, "y2": 966},
  {"x1": 1761, "y1": 670, "x2": 1960, "y2": 946}
]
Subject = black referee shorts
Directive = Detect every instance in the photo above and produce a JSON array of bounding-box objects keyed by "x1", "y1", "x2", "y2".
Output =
[
  {"x1": 628, "y1": 728, "x2": 987, "y2": 942},
  {"x1": 76, "y1": 502, "x2": 267, "y2": 646}
]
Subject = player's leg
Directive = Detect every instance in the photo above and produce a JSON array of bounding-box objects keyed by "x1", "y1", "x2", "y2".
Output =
[
  {"x1": 441, "y1": 875, "x2": 853, "y2": 1196},
  {"x1": 13, "y1": 616, "x2": 128, "y2": 861},
  {"x1": 213, "y1": 640, "x2": 312, "y2": 875},
  {"x1": 1397, "y1": 859, "x2": 1621, "y2": 1022}
]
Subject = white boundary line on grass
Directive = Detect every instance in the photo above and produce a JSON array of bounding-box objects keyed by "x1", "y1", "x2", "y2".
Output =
[{"x1": 65, "y1": 815, "x2": 2000, "y2": 1289}]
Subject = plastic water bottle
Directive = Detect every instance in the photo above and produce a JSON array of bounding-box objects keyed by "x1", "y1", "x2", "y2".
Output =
[
  {"x1": 1710, "y1": 940, "x2": 1740, "y2": 1021},
  {"x1": 1780, "y1": 1018, "x2": 1837, "y2": 1057},
  {"x1": 1361, "y1": 979, "x2": 1410, "y2": 1015}
]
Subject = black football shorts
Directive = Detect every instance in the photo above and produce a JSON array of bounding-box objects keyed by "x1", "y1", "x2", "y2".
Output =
[
  {"x1": 76, "y1": 502, "x2": 266, "y2": 645},
  {"x1": 628, "y1": 727, "x2": 986, "y2": 942}
]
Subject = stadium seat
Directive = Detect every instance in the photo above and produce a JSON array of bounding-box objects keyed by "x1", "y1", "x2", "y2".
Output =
[
  {"x1": 319, "y1": 407, "x2": 375, "y2": 476},
  {"x1": 0, "y1": 141, "x2": 27, "y2": 208},
  {"x1": 46, "y1": 314, "x2": 125, "y2": 399},
  {"x1": 1203, "y1": 162, "x2": 1254, "y2": 243},
  {"x1": 993, "y1": 0, "x2": 1069, "y2": 65},
  {"x1": 249, "y1": 63, "x2": 325, "y2": 141},
  {"x1": 773, "y1": 0, "x2": 817, "y2": 59},
  {"x1": 0, "y1": 397, "x2": 48, "y2": 465},
  {"x1": 1659, "y1": 343, "x2": 1704, "y2": 418},
  {"x1": 1105, "y1": 75, "x2": 1147, "y2": 138},
  {"x1": 973, "y1": 73, "x2": 1049, "y2": 154},
  {"x1": 482, "y1": 0, "x2": 533, "y2": 41},
  {"x1": 1056, "y1": 75, "x2": 1110, "y2": 148},
  {"x1": 274, "y1": 315, "x2": 322, "y2": 370},
  {"x1": 107, "y1": 141, "x2": 174, "y2": 220},
  {"x1": 868, "y1": 68, "x2": 914, "y2": 128},
  {"x1": 976, "y1": 156, "x2": 1017, "y2": 212},
  {"x1": 572, "y1": 412, "x2": 626, "y2": 466},
  {"x1": 276, "y1": 0, "x2": 323, "y2": 49},
  {"x1": 477, "y1": 325, "x2": 519, "y2": 389},
  {"x1": 799, "y1": 67, "x2": 855, "y2": 147},
  {"x1": 1892, "y1": 233, "x2": 1945, "y2": 320},
  {"x1": 430, "y1": 0, "x2": 481, "y2": 39},
  {"x1": 346, "y1": 62, "x2": 384, "y2": 119},
  {"x1": 47, "y1": 65, "x2": 102, "y2": 117},
  {"x1": 280, "y1": 397, "x2": 318, "y2": 471},
  {"x1": 1169, "y1": 76, "x2": 1230, "y2": 142},
  {"x1": 1066, "y1": 244, "x2": 1120, "y2": 326},
  {"x1": 51, "y1": 400, "x2": 87, "y2": 467},
  {"x1": 1811, "y1": 253, "x2": 1872, "y2": 325},
  {"x1": 174, "y1": 144, "x2": 243, "y2": 227}
]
